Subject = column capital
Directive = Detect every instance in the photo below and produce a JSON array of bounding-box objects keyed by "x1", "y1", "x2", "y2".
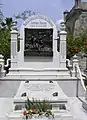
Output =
[
  {"x1": 11, "y1": 21, "x2": 18, "y2": 34},
  {"x1": 59, "y1": 22, "x2": 67, "y2": 35}
]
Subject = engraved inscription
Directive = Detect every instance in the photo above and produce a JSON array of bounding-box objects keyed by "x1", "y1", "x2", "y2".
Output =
[
  {"x1": 24, "y1": 83, "x2": 55, "y2": 92},
  {"x1": 23, "y1": 15, "x2": 54, "y2": 27},
  {"x1": 30, "y1": 21, "x2": 47, "y2": 27}
]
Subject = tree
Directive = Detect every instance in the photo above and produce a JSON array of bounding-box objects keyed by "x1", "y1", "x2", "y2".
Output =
[
  {"x1": 66, "y1": 30, "x2": 87, "y2": 58},
  {"x1": 1, "y1": 17, "x2": 12, "y2": 30},
  {"x1": 0, "y1": 17, "x2": 13, "y2": 60},
  {"x1": 0, "y1": 9, "x2": 35, "y2": 60},
  {"x1": 14, "y1": 10, "x2": 35, "y2": 20}
]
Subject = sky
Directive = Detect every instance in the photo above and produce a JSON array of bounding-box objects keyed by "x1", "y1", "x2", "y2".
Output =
[{"x1": 1, "y1": 0, "x2": 87, "y2": 25}]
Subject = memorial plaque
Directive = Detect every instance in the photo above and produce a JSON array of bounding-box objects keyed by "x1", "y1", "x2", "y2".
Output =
[{"x1": 24, "y1": 28, "x2": 53, "y2": 56}]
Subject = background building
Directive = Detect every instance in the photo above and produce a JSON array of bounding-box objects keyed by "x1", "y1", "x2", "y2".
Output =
[{"x1": 64, "y1": 0, "x2": 87, "y2": 36}]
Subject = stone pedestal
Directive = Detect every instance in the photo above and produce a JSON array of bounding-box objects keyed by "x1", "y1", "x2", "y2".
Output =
[{"x1": 72, "y1": 55, "x2": 79, "y2": 77}]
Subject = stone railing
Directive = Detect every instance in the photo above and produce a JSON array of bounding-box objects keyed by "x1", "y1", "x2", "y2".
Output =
[
  {"x1": 4, "y1": 58, "x2": 11, "y2": 74},
  {"x1": 75, "y1": 65, "x2": 86, "y2": 91},
  {"x1": 68, "y1": 54, "x2": 86, "y2": 96},
  {"x1": 66, "y1": 59, "x2": 72, "y2": 76}
]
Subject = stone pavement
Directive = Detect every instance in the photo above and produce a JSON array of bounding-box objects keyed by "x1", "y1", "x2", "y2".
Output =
[
  {"x1": 0, "y1": 81, "x2": 20, "y2": 97},
  {"x1": 58, "y1": 80, "x2": 85, "y2": 97},
  {"x1": 67, "y1": 97, "x2": 87, "y2": 120}
]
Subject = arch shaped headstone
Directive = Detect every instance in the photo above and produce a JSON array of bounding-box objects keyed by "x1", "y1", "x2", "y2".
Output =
[{"x1": 18, "y1": 14, "x2": 59, "y2": 69}]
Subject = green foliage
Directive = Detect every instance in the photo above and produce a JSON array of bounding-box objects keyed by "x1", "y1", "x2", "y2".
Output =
[
  {"x1": 67, "y1": 32, "x2": 87, "y2": 58},
  {"x1": 0, "y1": 29, "x2": 10, "y2": 60},
  {"x1": 0, "y1": 17, "x2": 13, "y2": 60},
  {"x1": 25, "y1": 98, "x2": 52, "y2": 112},
  {"x1": 25, "y1": 97, "x2": 34, "y2": 110},
  {"x1": 25, "y1": 98, "x2": 53, "y2": 119},
  {"x1": 1, "y1": 17, "x2": 12, "y2": 30},
  {"x1": 0, "y1": 9, "x2": 35, "y2": 60},
  {"x1": 36, "y1": 100, "x2": 52, "y2": 113}
]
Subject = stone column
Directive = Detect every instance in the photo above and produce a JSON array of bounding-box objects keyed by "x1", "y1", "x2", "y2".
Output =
[
  {"x1": 59, "y1": 22, "x2": 67, "y2": 68},
  {"x1": 72, "y1": 54, "x2": 79, "y2": 77},
  {"x1": 10, "y1": 22, "x2": 18, "y2": 68}
]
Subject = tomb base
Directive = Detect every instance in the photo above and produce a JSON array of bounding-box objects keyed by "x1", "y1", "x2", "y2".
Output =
[
  {"x1": 7, "y1": 80, "x2": 73, "y2": 120},
  {"x1": 7, "y1": 110, "x2": 73, "y2": 120},
  {"x1": 4, "y1": 68, "x2": 71, "y2": 80}
]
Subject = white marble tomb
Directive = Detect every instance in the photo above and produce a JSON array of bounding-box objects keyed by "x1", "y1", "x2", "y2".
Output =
[{"x1": 5, "y1": 14, "x2": 70, "y2": 80}]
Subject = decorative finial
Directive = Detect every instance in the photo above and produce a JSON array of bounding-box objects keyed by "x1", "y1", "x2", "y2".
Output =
[
  {"x1": 73, "y1": 54, "x2": 78, "y2": 59},
  {"x1": 60, "y1": 22, "x2": 66, "y2": 31},
  {"x1": 0, "y1": 54, "x2": 4, "y2": 59},
  {"x1": 11, "y1": 21, "x2": 17, "y2": 31}
]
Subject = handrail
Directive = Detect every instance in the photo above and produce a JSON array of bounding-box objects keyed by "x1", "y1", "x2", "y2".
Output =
[
  {"x1": 66, "y1": 59, "x2": 72, "y2": 68},
  {"x1": 76, "y1": 65, "x2": 86, "y2": 91},
  {"x1": 4, "y1": 59, "x2": 11, "y2": 67},
  {"x1": 66, "y1": 59, "x2": 72, "y2": 76}
]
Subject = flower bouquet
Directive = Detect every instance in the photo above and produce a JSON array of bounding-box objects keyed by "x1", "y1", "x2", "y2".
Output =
[{"x1": 23, "y1": 97, "x2": 54, "y2": 120}]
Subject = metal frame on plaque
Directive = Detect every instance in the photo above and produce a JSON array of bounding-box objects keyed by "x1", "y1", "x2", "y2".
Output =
[{"x1": 24, "y1": 28, "x2": 53, "y2": 56}]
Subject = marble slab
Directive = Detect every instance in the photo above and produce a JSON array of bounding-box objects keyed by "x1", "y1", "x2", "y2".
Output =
[{"x1": 14, "y1": 81, "x2": 68, "y2": 103}]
